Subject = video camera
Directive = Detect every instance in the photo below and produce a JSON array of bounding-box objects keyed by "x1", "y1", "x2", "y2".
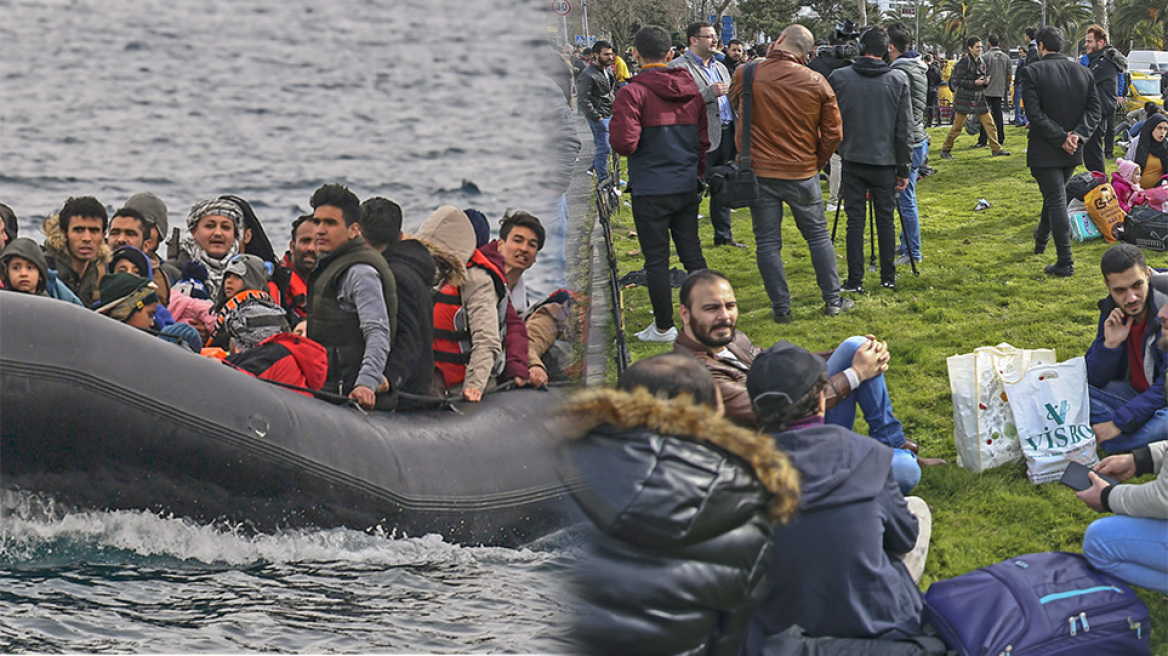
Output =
[{"x1": 815, "y1": 19, "x2": 860, "y2": 62}]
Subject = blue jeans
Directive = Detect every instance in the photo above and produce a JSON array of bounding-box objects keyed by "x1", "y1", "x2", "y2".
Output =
[
  {"x1": 1012, "y1": 85, "x2": 1026, "y2": 126},
  {"x1": 897, "y1": 138, "x2": 929, "y2": 261},
  {"x1": 589, "y1": 118, "x2": 611, "y2": 180},
  {"x1": 824, "y1": 335, "x2": 920, "y2": 495},
  {"x1": 1088, "y1": 380, "x2": 1168, "y2": 453},
  {"x1": 1083, "y1": 515, "x2": 1168, "y2": 594},
  {"x1": 749, "y1": 175, "x2": 842, "y2": 314}
]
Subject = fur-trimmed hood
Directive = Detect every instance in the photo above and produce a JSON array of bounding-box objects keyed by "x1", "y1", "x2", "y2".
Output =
[
  {"x1": 42, "y1": 214, "x2": 112, "y2": 265},
  {"x1": 561, "y1": 387, "x2": 800, "y2": 527},
  {"x1": 412, "y1": 234, "x2": 467, "y2": 288}
]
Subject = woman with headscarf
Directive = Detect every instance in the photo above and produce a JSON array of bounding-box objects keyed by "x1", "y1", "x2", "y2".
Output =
[
  {"x1": 164, "y1": 198, "x2": 245, "y2": 298},
  {"x1": 1132, "y1": 114, "x2": 1168, "y2": 190}
]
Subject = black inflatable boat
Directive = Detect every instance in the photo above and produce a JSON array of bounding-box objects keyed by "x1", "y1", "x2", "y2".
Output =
[{"x1": 0, "y1": 293, "x2": 579, "y2": 547}]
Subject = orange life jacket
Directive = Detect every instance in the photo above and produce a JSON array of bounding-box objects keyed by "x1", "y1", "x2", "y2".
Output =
[{"x1": 432, "y1": 250, "x2": 507, "y2": 389}]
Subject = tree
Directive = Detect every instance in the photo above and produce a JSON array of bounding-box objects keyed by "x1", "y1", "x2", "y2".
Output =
[
  {"x1": 966, "y1": 0, "x2": 1024, "y2": 46},
  {"x1": 736, "y1": 0, "x2": 802, "y2": 42},
  {"x1": 933, "y1": 0, "x2": 974, "y2": 42},
  {"x1": 1013, "y1": 0, "x2": 1093, "y2": 42},
  {"x1": 1111, "y1": 0, "x2": 1166, "y2": 48}
]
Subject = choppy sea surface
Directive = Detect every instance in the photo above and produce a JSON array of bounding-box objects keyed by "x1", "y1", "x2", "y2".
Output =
[
  {"x1": 1, "y1": 0, "x2": 579, "y2": 651},
  {"x1": 1, "y1": 0, "x2": 568, "y2": 291}
]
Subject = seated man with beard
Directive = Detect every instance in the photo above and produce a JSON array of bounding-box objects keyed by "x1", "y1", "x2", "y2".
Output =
[{"x1": 672, "y1": 269, "x2": 942, "y2": 495}]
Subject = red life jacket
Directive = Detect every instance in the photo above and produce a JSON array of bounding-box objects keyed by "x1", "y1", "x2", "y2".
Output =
[
  {"x1": 432, "y1": 250, "x2": 507, "y2": 389},
  {"x1": 280, "y1": 255, "x2": 309, "y2": 318}
]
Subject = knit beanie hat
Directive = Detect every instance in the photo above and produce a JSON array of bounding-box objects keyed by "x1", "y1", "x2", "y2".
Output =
[
  {"x1": 187, "y1": 198, "x2": 243, "y2": 234},
  {"x1": 464, "y1": 208, "x2": 492, "y2": 249},
  {"x1": 124, "y1": 191, "x2": 169, "y2": 236},
  {"x1": 108, "y1": 245, "x2": 153, "y2": 278},
  {"x1": 96, "y1": 272, "x2": 158, "y2": 322},
  {"x1": 1115, "y1": 158, "x2": 1142, "y2": 184},
  {"x1": 225, "y1": 297, "x2": 290, "y2": 351},
  {"x1": 223, "y1": 253, "x2": 270, "y2": 293}
]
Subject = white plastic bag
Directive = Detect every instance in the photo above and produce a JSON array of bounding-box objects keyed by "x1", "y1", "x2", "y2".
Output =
[
  {"x1": 1004, "y1": 357, "x2": 1099, "y2": 484},
  {"x1": 947, "y1": 344, "x2": 1058, "y2": 473}
]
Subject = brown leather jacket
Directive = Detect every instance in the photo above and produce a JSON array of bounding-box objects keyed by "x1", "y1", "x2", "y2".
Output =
[
  {"x1": 728, "y1": 50, "x2": 842, "y2": 181},
  {"x1": 674, "y1": 329, "x2": 853, "y2": 428}
]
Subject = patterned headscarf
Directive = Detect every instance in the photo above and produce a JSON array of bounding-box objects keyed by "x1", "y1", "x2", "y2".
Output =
[{"x1": 182, "y1": 198, "x2": 245, "y2": 297}]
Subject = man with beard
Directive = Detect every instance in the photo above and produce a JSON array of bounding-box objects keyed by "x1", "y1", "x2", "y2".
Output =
[
  {"x1": 43, "y1": 195, "x2": 107, "y2": 307},
  {"x1": 724, "y1": 39, "x2": 746, "y2": 75},
  {"x1": 672, "y1": 269, "x2": 942, "y2": 495},
  {"x1": 1085, "y1": 244, "x2": 1168, "y2": 453},
  {"x1": 1074, "y1": 292, "x2": 1168, "y2": 596},
  {"x1": 1082, "y1": 25, "x2": 1125, "y2": 173},
  {"x1": 576, "y1": 40, "x2": 616, "y2": 181},
  {"x1": 277, "y1": 214, "x2": 315, "y2": 320}
]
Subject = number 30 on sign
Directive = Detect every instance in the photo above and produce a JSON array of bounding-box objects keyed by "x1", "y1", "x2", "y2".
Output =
[{"x1": 552, "y1": 0, "x2": 572, "y2": 16}]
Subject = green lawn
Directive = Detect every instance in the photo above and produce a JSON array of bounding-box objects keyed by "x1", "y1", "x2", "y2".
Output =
[{"x1": 607, "y1": 123, "x2": 1167, "y2": 652}]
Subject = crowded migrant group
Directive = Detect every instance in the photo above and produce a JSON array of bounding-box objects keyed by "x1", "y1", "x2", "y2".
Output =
[
  {"x1": 0, "y1": 184, "x2": 572, "y2": 410},
  {"x1": 564, "y1": 19, "x2": 1167, "y2": 655}
]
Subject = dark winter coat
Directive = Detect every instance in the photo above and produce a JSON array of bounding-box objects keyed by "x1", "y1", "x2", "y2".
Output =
[
  {"x1": 1018, "y1": 53, "x2": 1101, "y2": 169},
  {"x1": 742, "y1": 422, "x2": 923, "y2": 654},
  {"x1": 380, "y1": 238, "x2": 437, "y2": 397},
  {"x1": 559, "y1": 388, "x2": 800, "y2": 656},
  {"x1": 949, "y1": 53, "x2": 989, "y2": 115},
  {"x1": 1087, "y1": 47, "x2": 1122, "y2": 115},
  {"x1": 891, "y1": 52, "x2": 929, "y2": 144},
  {"x1": 609, "y1": 66, "x2": 709, "y2": 197},
  {"x1": 830, "y1": 57, "x2": 914, "y2": 177}
]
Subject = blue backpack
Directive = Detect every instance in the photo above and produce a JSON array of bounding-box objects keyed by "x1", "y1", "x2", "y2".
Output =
[{"x1": 923, "y1": 552, "x2": 1150, "y2": 655}]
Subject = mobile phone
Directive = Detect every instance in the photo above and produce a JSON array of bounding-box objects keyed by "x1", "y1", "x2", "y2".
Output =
[{"x1": 1060, "y1": 461, "x2": 1119, "y2": 491}]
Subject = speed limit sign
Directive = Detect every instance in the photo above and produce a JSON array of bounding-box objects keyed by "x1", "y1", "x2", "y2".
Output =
[{"x1": 552, "y1": 0, "x2": 571, "y2": 16}]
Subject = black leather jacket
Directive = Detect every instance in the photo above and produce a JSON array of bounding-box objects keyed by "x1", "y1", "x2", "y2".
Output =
[
  {"x1": 558, "y1": 388, "x2": 800, "y2": 656},
  {"x1": 575, "y1": 62, "x2": 614, "y2": 122}
]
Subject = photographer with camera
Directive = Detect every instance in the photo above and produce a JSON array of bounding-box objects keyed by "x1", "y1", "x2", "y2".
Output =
[{"x1": 811, "y1": 21, "x2": 860, "y2": 213}]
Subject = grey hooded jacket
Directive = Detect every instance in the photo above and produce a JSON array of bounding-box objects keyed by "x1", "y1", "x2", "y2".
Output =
[{"x1": 891, "y1": 53, "x2": 928, "y2": 145}]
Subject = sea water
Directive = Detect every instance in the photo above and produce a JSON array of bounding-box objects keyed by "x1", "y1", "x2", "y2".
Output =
[{"x1": 1, "y1": 0, "x2": 580, "y2": 650}]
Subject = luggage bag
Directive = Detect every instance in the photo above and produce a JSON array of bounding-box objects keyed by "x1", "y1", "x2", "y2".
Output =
[{"x1": 922, "y1": 551, "x2": 1150, "y2": 655}]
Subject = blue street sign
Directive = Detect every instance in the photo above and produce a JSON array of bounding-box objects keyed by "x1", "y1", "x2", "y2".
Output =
[{"x1": 575, "y1": 35, "x2": 586, "y2": 46}]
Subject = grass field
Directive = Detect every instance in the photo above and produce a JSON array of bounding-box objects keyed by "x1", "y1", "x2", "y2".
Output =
[{"x1": 605, "y1": 123, "x2": 1167, "y2": 652}]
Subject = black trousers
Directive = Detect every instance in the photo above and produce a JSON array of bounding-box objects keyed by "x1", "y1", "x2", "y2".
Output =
[
  {"x1": 1084, "y1": 109, "x2": 1116, "y2": 173},
  {"x1": 1031, "y1": 165, "x2": 1077, "y2": 265},
  {"x1": 925, "y1": 88, "x2": 940, "y2": 126},
  {"x1": 977, "y1": 96, "x2": 1006, "y2": 146},
  {"x1": 631, "y1": 191, "x2": 707, "y2": 331},
  {"x1": 840, "y1": 161, "x2": 897, "y2": 286},
  {"x1": 704, "y1": 123, "x2": 736, "y2": 242}
]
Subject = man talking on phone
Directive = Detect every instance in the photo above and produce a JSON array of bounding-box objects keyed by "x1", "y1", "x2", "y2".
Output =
[
  {"x1": 1085, "y1": 244, "x2": 1168, "y2": 453},
  {"x1": 1075, "y1": 294, "x2": 1168, "y2": 593}
]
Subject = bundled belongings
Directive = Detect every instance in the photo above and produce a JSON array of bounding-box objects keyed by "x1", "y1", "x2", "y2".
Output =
[
  {"x1": 947, "y1": 344, "x2": 1056, "y2": 473},
  {"x1": 1065, "y1": 170, "x2": 1106, "y2": 201},
  {"x1": 1003, "y1": 356, "x2": 1099, "y2": 483},
  {"x1": 1084, "y1": 183, "x2": 1126, "y2": 243}
]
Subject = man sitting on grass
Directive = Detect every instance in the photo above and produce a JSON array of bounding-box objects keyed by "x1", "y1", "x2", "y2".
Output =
[
  {"x1": 1086, "y1": 244, "x2": 1168, "y2": 453},
  {"x1": 742, "y1": 341, "x2": 932, "y2": 653},
  {"x1": 672, "y1": 269, "x2": 943, "y2": 495}
]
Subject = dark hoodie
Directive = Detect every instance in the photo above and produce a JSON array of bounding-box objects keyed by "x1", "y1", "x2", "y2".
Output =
[
  {"x1": 1, "y1": 237, "x2": 50, "y2": 295},
  {"x1": 743, "y1": 421, "x2": 922, "y2": 653},
  {"x1": 380, "y1": 238, "x2": 437, "y2": 398},
  {"x1": 609, "y1": 65, "x2": 710, "y2": 197},
  {"x1": 830, "y1": 57, "x2": 914, "y2": 177}
]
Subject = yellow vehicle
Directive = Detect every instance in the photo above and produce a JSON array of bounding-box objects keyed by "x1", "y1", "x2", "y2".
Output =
[{"x1": 1125, "y1": 71, "x2": 1163, "y2": 114}]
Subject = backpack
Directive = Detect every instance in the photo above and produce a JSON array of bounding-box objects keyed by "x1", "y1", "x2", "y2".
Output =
[{"x1": 923, "y1": 552, "x2": 1151, "y2": 656}]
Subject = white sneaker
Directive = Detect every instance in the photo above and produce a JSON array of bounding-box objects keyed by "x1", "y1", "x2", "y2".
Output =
[
  {"x1": 825, "y1": 203, "x2": 840, "y2": 212},
  {"x1": 636, "y1": 324, "x2": 678, "y2": 342}
]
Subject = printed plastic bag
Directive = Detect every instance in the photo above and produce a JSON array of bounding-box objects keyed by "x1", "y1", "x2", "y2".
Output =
[
  {"x1": 1004, "y1": 357, "x2": 1099, "y2": 484},
  {"x1": 947, "y1": 344, "x2": 1058, "y2": 473},
  {"x1": 1069, "y1": 208, "x2": 1102, "y2": 242},
  {"x1": 1084, "y1": 183, "x2": 1126, "y2": 243}
]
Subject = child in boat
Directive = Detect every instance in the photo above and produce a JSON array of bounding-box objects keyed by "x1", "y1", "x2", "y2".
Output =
[
  {"x1": 205, "y1": 253, "x2": 277, "y2": 350},
  {"x1": 95, "y1": 272, "x2": 201, "y2": 350},
  {"x1": 0, "y1": 237, "x2": 84, "y2": 306},
  {"x1": 216, "y1": 297, "x2": 328, "y2": 393}
]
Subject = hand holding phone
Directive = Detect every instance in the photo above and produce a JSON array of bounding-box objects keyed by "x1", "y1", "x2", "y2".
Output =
[{"x1": 1060, "y1": 461, "x2": 1119, "y2": 491}]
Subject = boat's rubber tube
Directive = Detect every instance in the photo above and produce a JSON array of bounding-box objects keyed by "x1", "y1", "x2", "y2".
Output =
[{"x1": 1, "y1": 293, "x2": 580, "y2": 546}]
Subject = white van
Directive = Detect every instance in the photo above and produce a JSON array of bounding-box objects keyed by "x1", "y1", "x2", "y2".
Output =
[{"x1": 1127, "y1": 50, "x2": 1168, "y2": 73}]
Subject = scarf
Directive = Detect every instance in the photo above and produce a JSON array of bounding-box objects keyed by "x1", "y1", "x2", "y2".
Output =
[
  {"x1": 179, "y1": 233, "x2": 240, "y2": 298},
  {"x1": 1134, "y1": 114, "x2": 1168, "y2": 172}
]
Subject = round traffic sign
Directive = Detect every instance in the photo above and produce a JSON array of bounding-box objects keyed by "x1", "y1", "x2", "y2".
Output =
[{"x1": 552, "y1": 0, "x2": 572, "y2": 16}]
